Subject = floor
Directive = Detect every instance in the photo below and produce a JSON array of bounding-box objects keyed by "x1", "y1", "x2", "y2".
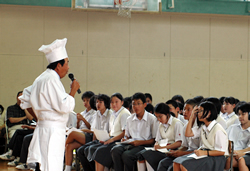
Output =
[{"x1": 0, "y1": 160, "x2": 22, "y2": 171}]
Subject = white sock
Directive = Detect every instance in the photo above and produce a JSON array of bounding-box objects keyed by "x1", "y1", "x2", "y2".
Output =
[
  {"x1": 16, "y1": 157, "x2": 20, "y2": 161},
  {"x1": 146, "y1": 161, "x2": 154, "y2": 171},
  {"x1": 8, "y1": 150, "x2": 13, "y2": 156},
  {"x1": 137, "y1": 161, "x2": 146, "y2": 171},
  {"x1": 64, "y1": 165, "x2": 72, "y2": 171}
]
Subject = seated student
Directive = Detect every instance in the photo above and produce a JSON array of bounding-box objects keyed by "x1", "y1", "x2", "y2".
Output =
[
  {"x1": 6, "y1": 91, "x2": 33, "y2": 139},
  {"x1": 222, "y1": 96, "x2": 240, "y2": 129},
  {"x1": 157, "y1": 99, "x2": 199, "y2": 171},
  {"x1": 145, "y1": 103, "x2": 154, "y2": 114},
  {"x1": 173, "y1": 101, "x2": 228, "y2": 171},
  {"x1": 206, "y1": 97, "x2": 227, "y2": 129},
  {"x1": 166, "y1": 100, "x2": 187, "y2": 124},
  {"x1": 76, "y1": 94, "x2": 111, "y2": 171},
  {"x1": 145, "y1": 93, "x2": 153, "y2": 104},
  {"x1": 3, "y1": 125, "x2": 35, "y2": 166},
  {"x1": 219, "y1": 96, "x2": 226, "y2": 116},
  {"x1": 15, "y1": 133, "x2": 34, "y2": 170},
  {"x1": 171, "y1": 95, "x2": 184, "y2": 106},
  {"x1": 225, "y1": 103, "x2": 250, "y2": 171},
  {"x1": 111, "y1": 92, "x2": 158, "y2": 171},
  {"x1": 176, "y1": 102, "x2": 184, "y2": 115},
  {"x1": 137, "y1": 103, "x2": 184, "y2": 171},
  {"x1": 64, "y1": 91, "x2": 96, "y2": 171},
  {"x1": 92, "y1": 93, "x2": 131, "y2": 171},
  {"x1": 0, "y1": 104, "x2": 5, "y2": 135},
  {"x1": 193, "y1": 96, "x2": 204, "y2": 104}
]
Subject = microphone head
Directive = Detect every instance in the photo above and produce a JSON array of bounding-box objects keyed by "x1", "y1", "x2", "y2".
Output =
[{"x1": 68, "y1": 73, "x2": 74, "y2": 79}]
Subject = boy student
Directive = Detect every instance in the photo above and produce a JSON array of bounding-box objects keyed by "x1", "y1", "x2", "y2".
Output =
[
  {"x1": 223, "y1": 96, "x2": 240, "y2": 129},
  {"x1": 166, "y1": 100, "x2": 187, "y2": 124},
  {"x1": 111, "y1": 92, "x2": 158, "y2": 171},
  {"x1": 225, "y1": 103, "x2": 250, "y2": 171},
  {"x1": 157, "y1": 99, "x2": 199, "y2": 171}
]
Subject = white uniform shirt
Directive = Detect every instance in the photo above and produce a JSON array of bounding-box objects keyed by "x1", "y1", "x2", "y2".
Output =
[
  {"x1": 216, "y1": 115, "x2": 227, "y2": 130},
  {"x1": 20, "y1": 69, "x2": 75, "y2": 124},
  {"x1": 182, "y1": 120, "x2": 200, "y2": 151},
  {"x1": 155, "y1": 115, "x2": 183, "y2": 142},
  {"x1": 125, "y1": 110, "x2": 158, "y2": 140},
  {"x1": 91, "y1": 109, "x2": 111, "y2": 133},
  {"x1": 79, "y1": 109, "x2": 96, "y2": 129},
  {"x1": 109, "y1": 106, "x2": 130, "y2": 132},
  {"x1": 199, "y1": 120, "x2": 228, "y2": 152},
  {"x1": 177, "y1": 114, "x2": 188, "y2": 125},
  {"x1": 227, "y1": 124, "x2": 250, "y2": 150}
]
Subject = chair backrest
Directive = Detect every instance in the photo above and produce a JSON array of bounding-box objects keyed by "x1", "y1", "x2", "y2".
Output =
[{"x1": 228, "y1": 140, "x2": 234, "y2": 171}]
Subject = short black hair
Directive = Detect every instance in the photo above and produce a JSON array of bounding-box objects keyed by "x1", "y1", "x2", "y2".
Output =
[
  {"x1": 205, "y1": 97, "x2": 221, "y2": 115},
  {"x1": 235, "y1": 101, "x2": 247, "y2": 114},
  {"x1": 193, "y1": 96, "x2": 204, "y2": 104},
  {"x1": 0, "y1": 105, "x2": 4, "y2": 114},
  {"x1": 236, "y1": 102, "x2": 250, "y2": 114},
  {"x1": 89, "y1": 95, "x2": 97, "y2": 110},
  {"x1": 166, "y1": 100, "x2": 179, "y2": 109},
  {"x1": 199, "y1": 101, "x2": 218, "y2": 122},
  {"x1": 81, "y1": 91, "x2": 95, "y2": 100},
  {"x1": 145, "y1": 103, "x2": 154, "y2": 114},
  {"x1": 96, "y1": 94, "x2": 110, "y2": 109},
  {"x1": 154, "y1": 103, "x2": 175, "y2": 118},
  {"x1": 17, "y1": 91, "x2": 23, "y2": 97},
  {"x1": 177, "y1": 101, "x2": 184, "y2": 111},
  {"x1": 111, "y1": 93, "x2": 123, "y2": 102},
  {"x1": 47, "y1": 59, "x2": 65, "y2": 70},
  {"x1": 131, "y1": 92, "x2": 146, "y2": 104},
  {"x1": 185, "y1": 99, "x2": 197, "y2": 108},
  {"x1": 145, "y1": 93, "x2": 152, "y2": 101},
  {"x1": 171, "y1": 95, "x2": 184, "y2": 105},
  {"x1": 224, "y1": 96, "x2": 236, "y2": 105},
  {"x1": 219, "y1": 96, "x2": 225, "y2": 105}
]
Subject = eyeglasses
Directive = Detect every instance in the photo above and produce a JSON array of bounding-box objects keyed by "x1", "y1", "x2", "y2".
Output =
[{"x1": 132, "y1": 103, "x2": 143, "y2": 106}]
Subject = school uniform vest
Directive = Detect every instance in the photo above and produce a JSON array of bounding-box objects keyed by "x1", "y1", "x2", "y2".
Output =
[
  {"x1": 201, "y1": 123, "x2": 229, "y2": 155},
  {"x1": 109, "y1": 107, "x2": 130, "y2": 137},
  {"x1": 226, "y1": 114, "x2": 238, "y2": 129},
  {"x1": 159, "y1": 117, "x2": 183, "y2": 144}
]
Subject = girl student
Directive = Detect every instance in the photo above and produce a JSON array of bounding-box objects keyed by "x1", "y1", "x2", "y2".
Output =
[
  {"x1": 92, "y1": 93, "x2": 131, "y2": 171},
  {"x1": 137, "y1": 103, "x2": 184, "y2": 171},
  {"x1": 173, "y1": 101, "x2": 228, "y2": 171},
  {"x1": 223, "y1": 96, "x2": 240, "y2": 129},
  {"x1": 157, "y1": 99, "x2": 199, "y2": 171},
  {"x1": 225, "y1": 102, "x2": 250, "y2": 171},
  {"x1": 67, "y1": 94, "x2": 112, "y2": 171},
  {"x1": 64, "y1": 91, "x2": 96, "y2": 171}
]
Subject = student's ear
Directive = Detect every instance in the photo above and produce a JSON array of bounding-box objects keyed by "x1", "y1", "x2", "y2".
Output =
[
  {"x1": 176, "y1": 107, "x2": 180, "y2": 113},
  {"x1": 121, "y1": 101, "x2": 124, "y2": 106},
  {"x1": 143, "y1": 103, "x2": 147, "y2": 108}
]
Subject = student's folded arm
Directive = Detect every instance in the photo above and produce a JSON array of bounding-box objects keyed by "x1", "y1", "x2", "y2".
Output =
[{"x1": 133, "y1": 138, "x2": 155, "y2": 146}]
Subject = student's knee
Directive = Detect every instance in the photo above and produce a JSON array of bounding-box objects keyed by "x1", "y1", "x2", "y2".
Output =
[
  {"x1": 111, "y1": 146, "x2": 123, "y2": 158},
  {"x1": 122, "y1": 151, "x2": 134, "y2": 163},
  {"x1": 77, "y1": 146, "x2": 85, "y2": 158}
]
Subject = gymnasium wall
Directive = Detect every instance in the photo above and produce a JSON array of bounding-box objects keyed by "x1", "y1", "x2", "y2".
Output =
[{"x1": 0, "y1": 4, "x2": 249, "y2": 112}]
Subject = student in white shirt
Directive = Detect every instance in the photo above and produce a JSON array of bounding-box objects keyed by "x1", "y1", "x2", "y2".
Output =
[
  {"x1": 173, "y1": 101, "x2": 228, "y2": 171},
  {"x1": 225, "y1": 103, "x2": 250, "y2": 171},
  {"x1": 111, "y1": 92, "x2": 158, "y2": 171},
  {"x1": 157, "y1": 99, "x2": 199, "y2": 171},
  {"x1": 166, "y1": 100, "x2": 187, "y2": 124},
  {"x1": 93, "y1": 93, "x2": 131, "y2": 171},
  {"x1": 64, "y1": 91, "x2": 96, "y2": 171},
  {"x1": 223, "y1": 96, "x2": 240, "y2": 129},
  {"x1": 76, "y1": 94, "x2": 112, "y2": 171},
  {"x1": 137, "y1": 103, "x2": 184, "y2": 171}
]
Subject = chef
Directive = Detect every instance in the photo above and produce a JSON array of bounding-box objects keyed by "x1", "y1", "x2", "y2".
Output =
[{"x1": 18, "y1": 38, "x2": 80, "y2": 171}]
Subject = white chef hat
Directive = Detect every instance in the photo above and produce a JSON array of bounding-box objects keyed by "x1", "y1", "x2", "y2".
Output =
[{"x1": 38, "y1": 38, "x2": 68, "y2": 64}]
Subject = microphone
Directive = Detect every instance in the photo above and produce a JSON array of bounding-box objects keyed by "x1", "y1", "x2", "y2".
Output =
[{"x1": 68, "y1": 73, "x2": 81, "y2": 94}]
